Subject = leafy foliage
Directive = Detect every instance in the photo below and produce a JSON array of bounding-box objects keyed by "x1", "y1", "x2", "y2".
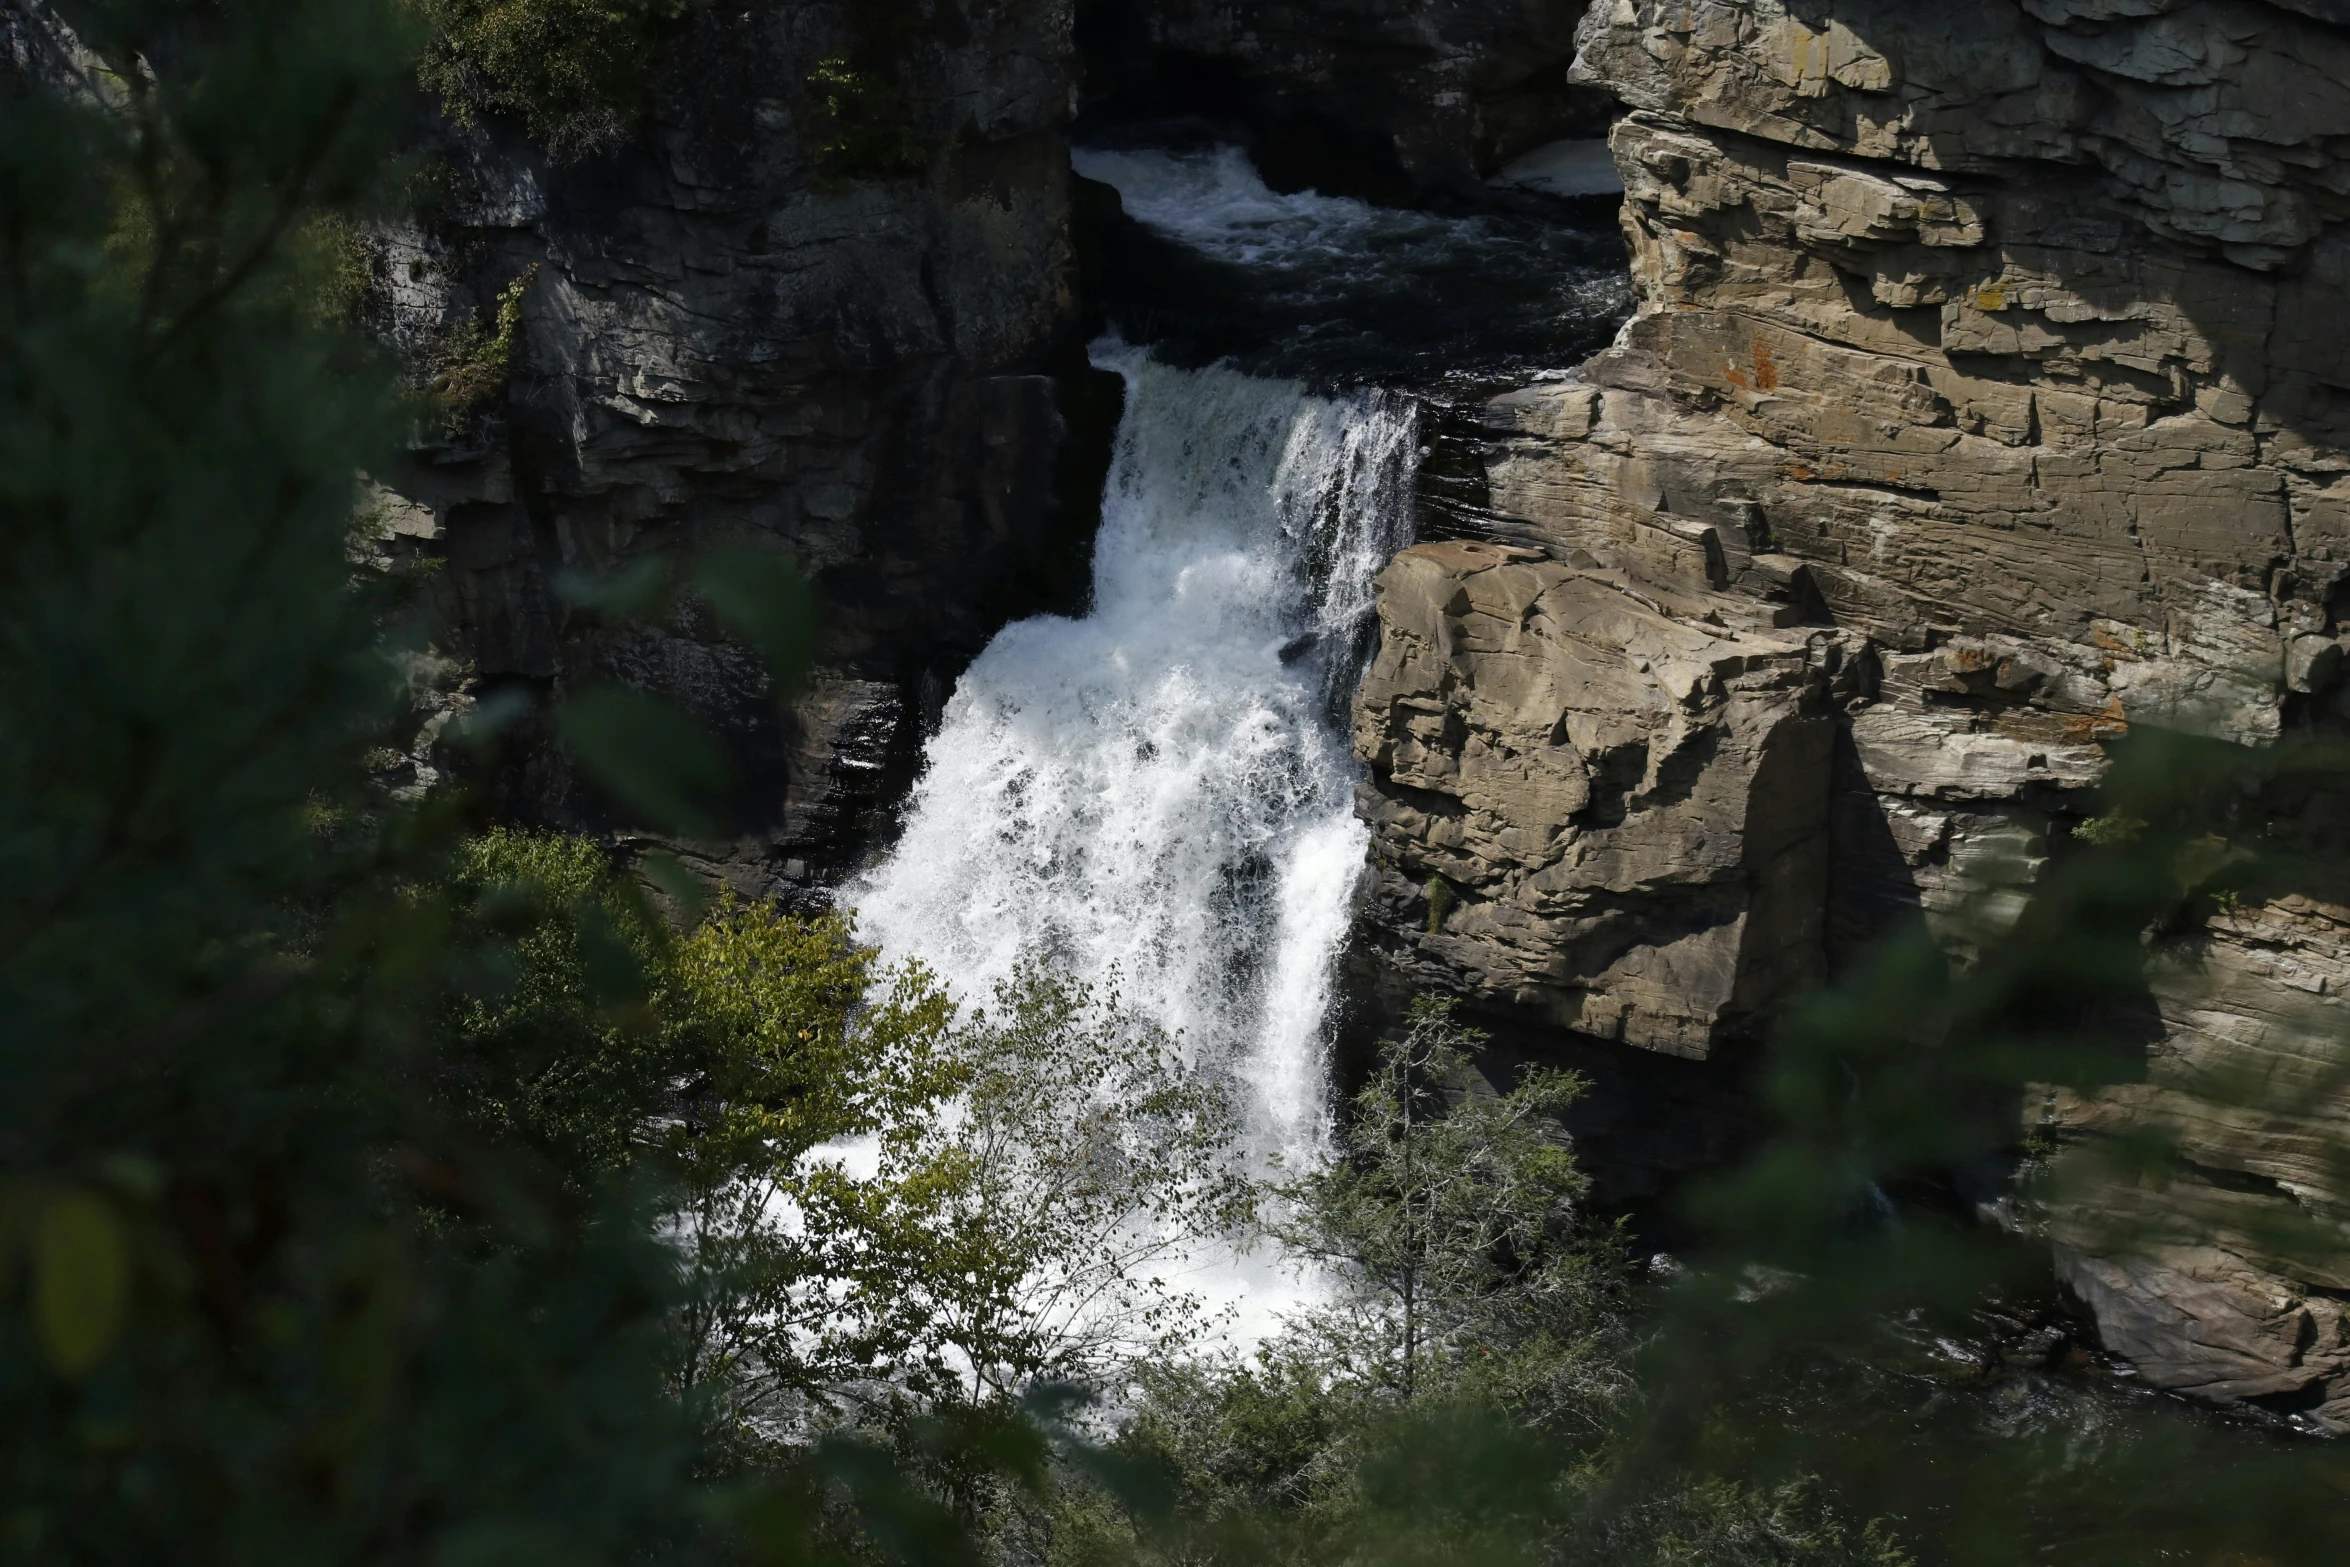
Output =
[
  {"x1": 794, "y1": 970, "x2": 1256, "y2": 1408},
  {"x1": 667, "y1": 960, "x2": 1253, "y2": 1464},
  {"x1": 441, "y1": 826, "x2": 671, "y2": 1182},
  {"x1": 428, "y1": 261, "x2": 536, "y2": 427},
  {"x1": 294, "y1": 213, "x2": 378, "y2": 328},
  {"x1": 806, "y1": 56, "x2": 925, "y2": 182},
  {"x1": 1271, "y1": 995, "x2": 1627, "y2": 1424},
  {"x1": 1057, "y1": 1000, "x2": 1891, "y2": 1567},
  {"x1": 414, "y1": 0, "x2": 703, "y2": 156},
  {"x1": 446, "y1": 866, "x2": 1253, "y2": 1472},
  {"x1": 0, "y1": 5, "x2": 705, "y2": 1559}
]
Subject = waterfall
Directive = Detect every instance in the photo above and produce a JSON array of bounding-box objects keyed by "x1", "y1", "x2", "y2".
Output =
[{"x1": 849, "y1": 345, "x2": 1418, "y2": 1179}]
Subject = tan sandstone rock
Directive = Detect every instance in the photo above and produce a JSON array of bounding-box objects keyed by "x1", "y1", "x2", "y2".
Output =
[
  {"x1": 1352, "y1": 0, "x2": 2350, "y2": 1421},
  {"x1": 1353, "y1": 538, "x2": 1838, "y2": 1058}
]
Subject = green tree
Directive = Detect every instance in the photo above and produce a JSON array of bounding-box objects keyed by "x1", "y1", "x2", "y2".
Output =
[
  {"x1": 433, "y1": 858, "x2": 1256, "y2": 1476},
  {"x1": 0, "y1": 4, "x2": 708, "y2": 1560},
  {"x1": 655, "y1": 896, "x2": 962, "y2": 1463},
  {"x1": 659, "y1": 956, "x2": 1254, "y2": 1455},
  {"x1": 1272, "y1": 995, "x2": 1627, "y2": 1426},
  {"x1": 1084, "y1": 997, "x2": 1631, "y2": 1563},
  {"x1": 440, "y1": 826, "x2": 673, "y2": 1183},
  {"x1": 793, "y1": 970, "x2": 1256, "y2": 1413},
  {"x1": 1078, "y1": 999, "x2": 1897, "y2": 1567},
  {"x1": 413, "y1": 0, "x2": 704, "y2": 155}
]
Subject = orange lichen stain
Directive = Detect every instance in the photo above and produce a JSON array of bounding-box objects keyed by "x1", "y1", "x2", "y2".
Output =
[
  {"x1": 1724, "y1": 363, "x2": 1749, "y2": 389},
  {"x1": 1947, "y1": 645, "x2": 1998, "y2": 674},
  {"x1": 2061, "y1": 699, "x2": 2130, "y2": 741},
  {"x1": 1751, "y1": 335, "x2": 1780, "y2": 391},
  {"x1": 1787, "y1": 461, "x2": 1816, "y2": 481}
]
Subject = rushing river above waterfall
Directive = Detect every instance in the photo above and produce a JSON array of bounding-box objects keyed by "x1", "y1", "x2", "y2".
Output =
[
  {"x1": 846, "y1": 141, "x2": 1631, "y2": 1340},
  {"x1": 1070, "y1": 139, "x2": 1632, "y2": 541},
  {"x1": 1072, "y1": 140, "x2": 1632, "y2": 393}
]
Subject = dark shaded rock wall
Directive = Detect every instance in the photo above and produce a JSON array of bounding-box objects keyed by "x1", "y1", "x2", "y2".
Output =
[
  {"x1": 1349, "y1": 0, "x2": 2350, "y2": 1422},
  {"x1": 373, "y1": 0, "x2": 1105, "y2": 902}
]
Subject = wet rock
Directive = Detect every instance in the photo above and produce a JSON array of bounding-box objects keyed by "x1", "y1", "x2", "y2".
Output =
[{"x1": 372, "y1": 1, "x2": 1106, "y2": 902}]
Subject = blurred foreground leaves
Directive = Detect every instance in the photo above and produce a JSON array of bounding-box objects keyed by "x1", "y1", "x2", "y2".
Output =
[
  {"x1": 9, "y1": 5, "x2": 2350, "y2": 1567},
  {"x1": 1598, "y1": 727, "x2": 2350, "y2": 1564}
]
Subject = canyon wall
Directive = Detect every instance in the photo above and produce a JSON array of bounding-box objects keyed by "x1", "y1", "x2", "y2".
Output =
[
  {"x1": 1353, "y1": 0, "x2": 2350, "y2": 1421},
  {"x1": 360, "y1": 0, "x2": 2350, "y2": 1422},
  {"x1": 374, "y1": 0, "x2": 1102, "y2": 902}
]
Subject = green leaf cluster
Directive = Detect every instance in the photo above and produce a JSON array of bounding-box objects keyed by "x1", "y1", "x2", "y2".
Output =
[
  {"x1": 806, "y1": 55, "x2": 926, "y2": 183},
  {"x1": 1270, "y1": 996, "x2": 1626, "y2": 1423},
  {"x1": 440, "y1": 826, "x2": 673, "y2": 1181},
  {"x1": 1034, "y1": 999, "x2": 1899, "y2": 1567},
  {"x1": 431, "y1": 846, "x2": 1256, "y2": 1478},
  {"x1": 413, "y1": 0, "x2": 705, "y2": 156},
  {"x1": 0, "y1": 6, "x2": 705, "y2": 1558},
  {"x1": 427, "y1": 261, "x2": 536, "y2": 427}
]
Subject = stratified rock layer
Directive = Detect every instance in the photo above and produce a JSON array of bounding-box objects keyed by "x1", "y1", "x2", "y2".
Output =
[
  {"x1": 1355, "y1": 539, "x2": 1838, "y2": 1058},
  {"x1": 374, "y1": 1, "x2": 1101, "y2": 901},
  {"x1": 1355, "y1": 0, "x2": 2350, "y2": 1422}
]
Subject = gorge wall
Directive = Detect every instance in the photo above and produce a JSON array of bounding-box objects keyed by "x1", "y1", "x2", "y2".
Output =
[
  {"x1": 374, "y1": 0, "x2": 1103, "y2": 902},
  {"x1": 1349, "y1": 0, "x2": 2350, "y2": 1423},
  {"x1": 361, "y1": 0, "x2": 2350, "y2": 1425}
]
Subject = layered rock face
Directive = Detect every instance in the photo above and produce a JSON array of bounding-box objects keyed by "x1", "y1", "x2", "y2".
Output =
[
  {"x1": 1356, "y1": 0, "x2": 2350, "y2": 1418},
  {"x1": 375, "y1": 1, "x2": 1100, "y2": 900},
  {"x1": 1078, "y1": 0, "x2": 1614, "y2": 200},
  {"x1": 1354, "y1": 539, "x2": 1842, "y2": 1059}
]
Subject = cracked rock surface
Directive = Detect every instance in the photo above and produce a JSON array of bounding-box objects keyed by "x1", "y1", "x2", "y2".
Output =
[
  {"x1": 370, "y1": 1, "x2": 1102, "y2": 904},
  {"x1": 1354, "y1": 0, "x2": 2350, "y2": 1422}
]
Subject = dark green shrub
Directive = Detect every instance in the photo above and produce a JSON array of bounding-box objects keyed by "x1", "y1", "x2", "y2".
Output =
[
  {"x1": 429, "y1": 262, "x2": 536, "y2": 426},
  {"x1": 0, "y1": 5, "x2": 705, "y2": 1558},
  {"x1": 807, "y1": 55, "x2": 926, "y2": 181},
  {"x1": 415, "y1": 0, "x2": 702, "y2": 155}
]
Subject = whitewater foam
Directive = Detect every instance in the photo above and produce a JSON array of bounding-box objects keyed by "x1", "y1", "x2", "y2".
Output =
[{"x1": 847, "y1": 346, "x2": 1417, "y2": 1341}]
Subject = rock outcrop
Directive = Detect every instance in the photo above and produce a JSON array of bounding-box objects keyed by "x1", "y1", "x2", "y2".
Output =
[
  {"x1": 1354, "y1": 539, "x2": 1841, "y2": 1059},
  {"x1": 374, "y1": 0, "x2": 1104, "y2": 902},
  {"x1": 1353, "y1": 0, "x2": 2350, "y2": 1422}
]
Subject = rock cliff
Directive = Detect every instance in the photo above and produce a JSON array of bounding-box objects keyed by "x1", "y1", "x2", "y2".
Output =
[
  {"x1": 1352, "y1": 0, "x2": 2350, "y2": 1421},
  {"x1": 373, "y1": 0, "x2": 1104, "y2": 902}
]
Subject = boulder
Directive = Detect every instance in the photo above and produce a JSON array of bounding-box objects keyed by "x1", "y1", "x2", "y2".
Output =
[{"x1": 1354, "y1": 539, "x2": 1837, "y2": 1058}]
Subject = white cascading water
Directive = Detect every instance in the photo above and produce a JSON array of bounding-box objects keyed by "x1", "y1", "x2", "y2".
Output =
[{"x1": 847, "y1": 346, "x2": 1418, "y2": 1331}]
